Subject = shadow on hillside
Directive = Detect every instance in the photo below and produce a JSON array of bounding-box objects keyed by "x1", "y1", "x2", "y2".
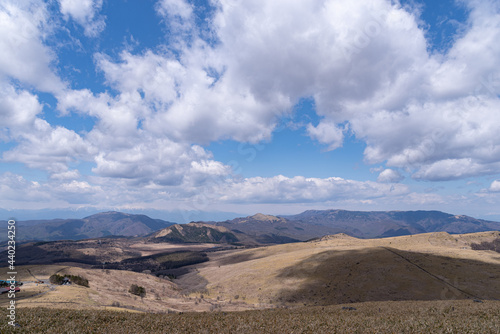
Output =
[
  {"x1": 3, "y1": 244, "x2": 97, "y2": 266},
  {"x1": 216, "y1": 251, "x2": 269, "y2": 266},
  {"x1": 273, "y1": 247, "x2": 500, "y2": 306},
  {"x1": 175, "y1": 269, "x2": 210, "y2": 294}
]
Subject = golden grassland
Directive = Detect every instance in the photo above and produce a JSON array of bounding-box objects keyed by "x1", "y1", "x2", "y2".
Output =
[
  {"x1": 0, "y1": 231, "x2": 499, "y2": 332},
  {"x1": 1, "y1": 231, "x2": 500, "y2": 313},
  {"x1": 0, "y1": 264, "x2": 212, "y2": 313},
  {"x1": 183, "y1": 231, "x2": 500, "y2": 306},
  {"x1": 0, "y1": 300, "x2": 499, "y2": 333}
]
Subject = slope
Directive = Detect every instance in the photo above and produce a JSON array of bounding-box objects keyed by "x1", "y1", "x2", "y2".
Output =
[{"x1": 177, "y1": 231, "x2": 500, "y2": 307}]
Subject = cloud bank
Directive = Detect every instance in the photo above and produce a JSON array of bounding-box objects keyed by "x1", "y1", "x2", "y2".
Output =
[{"x1": 1, "y1": 0, "x2": 500, "y2": 215}]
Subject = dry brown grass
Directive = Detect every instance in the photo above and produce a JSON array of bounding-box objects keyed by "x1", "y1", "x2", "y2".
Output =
[
  {"x1": 180, "y1": 231, "x2": 500, "y2": 306},
  {"x1": 2, "y1": 231, "x2": 499, "y2": 318},
  {"x1": 0, "y1": 300, "x2": 499, "y2": 333}
]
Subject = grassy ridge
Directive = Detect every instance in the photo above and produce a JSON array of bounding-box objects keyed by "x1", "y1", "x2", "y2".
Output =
[{"x1": 1, "y1": 300, "x2": 499, "y2": 333}]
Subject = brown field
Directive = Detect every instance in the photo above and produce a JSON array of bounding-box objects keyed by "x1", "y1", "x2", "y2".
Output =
[
  {"x1": 0, "y1": 231, "x2": 499, "y2": 331},
  {"x1": 180, "y1": 231, "x2": 500, "y2": 306},
  {"x1": 0, "y1": 300, "x2": 499, "y2": 333}
]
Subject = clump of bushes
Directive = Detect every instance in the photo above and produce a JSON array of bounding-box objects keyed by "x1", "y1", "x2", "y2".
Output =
[
  {"x1": 49, "y1": 274, "x2": 89, "y2": 287},
  {"x1": 471, "y1": 238, "x2": 500, "y2": 253},
  {"x1": 129, "y1": 284, "x2": 146, "y2": 298}
]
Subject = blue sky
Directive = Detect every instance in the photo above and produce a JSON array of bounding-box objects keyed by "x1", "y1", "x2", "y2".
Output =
[{"x1": 1, "y1": 0, "x2": 500, "y2": 222}]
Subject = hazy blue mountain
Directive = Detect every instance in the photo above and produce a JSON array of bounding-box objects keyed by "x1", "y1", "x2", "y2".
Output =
[
  {"x1": 280, "y1": 210, "x2": 500, "y2": 238},
  {"x1": 2, "y1": 209, "x2": 499, "y2": 244},
  {"x1": 0, "y1": 211, "x2": 175, "y2": 242},
  {"x1": 200, "y1": 210, "x2": 500, "y2": 241}
]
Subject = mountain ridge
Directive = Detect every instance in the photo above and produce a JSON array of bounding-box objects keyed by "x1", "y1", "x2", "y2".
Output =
[
  {"x1": 0, "y1": 211, "x2": 175, "y2": 242},
  {"x1": 2, "y1": 209, "x2": 499, "y2": 243},
  {"x1": 203, "y1": 209, "x2": 500, "y2": 241},
  {"x1": 279, "y1": 209, "x2": 500, "y2": 238}
]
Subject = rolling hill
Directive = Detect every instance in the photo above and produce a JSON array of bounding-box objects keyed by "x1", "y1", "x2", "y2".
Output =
[
  {"x1": 4, "y1": 231, "x2": 500, "y2": 315},
  {"x1": 178, "y1": 231, "x2": 500, "y2": 307}
]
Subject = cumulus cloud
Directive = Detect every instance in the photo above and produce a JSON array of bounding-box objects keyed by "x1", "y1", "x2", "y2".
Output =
[
  {"x1": 191, "y1": 0, "x2": 500, "y2": 182},
  {"x1": 50, "y1": 169, "x2": 81, "y2": 180},
  {"x1": 91, "y1": 43, "x2": 290, "y2": 144},
  {"x1": 0, "y1": 173, "x2": 51, "y2": 203},
  {"x1": 217, "y1": 175, "x2": 409, "y2": 204},
  {"x1": 490, "y1": 180, "x2": 500, "y2": 192},
  {"x1": 0, "y1": 0, "x2": 65, "y2": 92},
  {"x1": 2, "y1": 0, "x2": 500, "y2": 213},
  {"x1": 307, "y1": 122, "x2": 345, "y2": 151},
  {"x1": 2, "y1": 119, "x2": 93, "y2": 174},
  {"x1": 155, "y1": 0, "x2": 195, "y2": 38},
  {"x1": 377, "y1": 169, "x2": 404, "y2": 183},
  {"x1": 0, "y1": 84, "x2": 42, "y2": 134},
  {"x1": 58, "y1": 0, "x2": 105, "y2": 37}
]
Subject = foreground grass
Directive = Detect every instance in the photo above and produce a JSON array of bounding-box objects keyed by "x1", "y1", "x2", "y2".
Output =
[{"x1": 0, "y1": 300, "x2": 499, "y2": 333}]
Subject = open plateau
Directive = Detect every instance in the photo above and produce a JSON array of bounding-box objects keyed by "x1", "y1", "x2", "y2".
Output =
[{"x1": 1, "y1": 210, "x2": 500, "y2": 333}]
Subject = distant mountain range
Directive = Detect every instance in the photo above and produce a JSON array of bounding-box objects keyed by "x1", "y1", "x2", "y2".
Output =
[
  {"x1": 0, "y1": 212, "x2": 175, "y2": 242},
  {"x1": 205, "y1": 210, "x2": 500, "y2": 241},
  {"x1": 280, "y1": 209, "x2": 500, "y2": 239},
  {"x1": 2, "y1": 209, "x2": 500, "y2": 243}
]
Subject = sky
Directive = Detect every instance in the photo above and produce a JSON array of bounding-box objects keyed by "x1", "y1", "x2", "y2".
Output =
[{"x1": 1, "y1": 0, "x2": 500, "y2": 222}]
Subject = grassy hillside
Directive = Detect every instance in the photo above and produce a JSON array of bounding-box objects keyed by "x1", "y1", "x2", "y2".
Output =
[
  {"x1": 1, "y1": 300, "x2": 499, "y2": 333},
  {"x1": 178, "y1": 231, "x2": 500, "y2": 306},
  {"x1": 1, "y1": 231, "x2": 499, "y2": 330}
]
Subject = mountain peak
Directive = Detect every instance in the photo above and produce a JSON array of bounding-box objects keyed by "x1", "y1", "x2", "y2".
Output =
[{"x1": 250, "y1": 213, "x2": 279, "y2": 221}]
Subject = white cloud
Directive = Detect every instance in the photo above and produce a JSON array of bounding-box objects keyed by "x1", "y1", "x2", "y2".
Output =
[
  {"x1": 0, "y1": 84, "x2": 42, "y2": 134},
  {"x1": 0, "y1": 0, "x2": 65, "y2": 92},
  {"x1": 55, "y1": 0, "x2": 500, "y2": 187},
  {"x1": 94, "y1": 51, "x2": 184, "y2": 113},
  {"x1": 0, "y1": 172, "x2": 51, "y2": 203},
  {"x1": 58, "y1": 180, "x2": 96, "y2": 193},
  {"x1": 2, "y1": 0, "x2": 500, "y2": 215},
  {"x1": 90, "y1": 140, "x2": 221, "y2": 187},
  {"x1": 92, "y1": 46, "x2": 290, "y2": 144},
  {"x1": 266, "y1": 0, "x2": 500, "y2": 182},
  {"x1": 58, "y1": 0, "x2": 105, "y2": 37},
  {"x1": 490, "y1": 180, "x2": 500, "y2": 192},
  {"x1": 307, "y1": 122, "x2": 345, "y2": 151},
  {"x1": 377, "y1": 169, "x2": 404, "y2": 183},
  {"x1": 2, "y1": 118, "x2": 93, "y2": 174},
  {"x1": 50, "y1": 169, "x2": 81, "y2": 180},
  {"x1": 217, "y1": 175, "x2": 409, "y2": 204},
  {"x1": 156, "y1": 0, "x2": 194, "y2": 30}
]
